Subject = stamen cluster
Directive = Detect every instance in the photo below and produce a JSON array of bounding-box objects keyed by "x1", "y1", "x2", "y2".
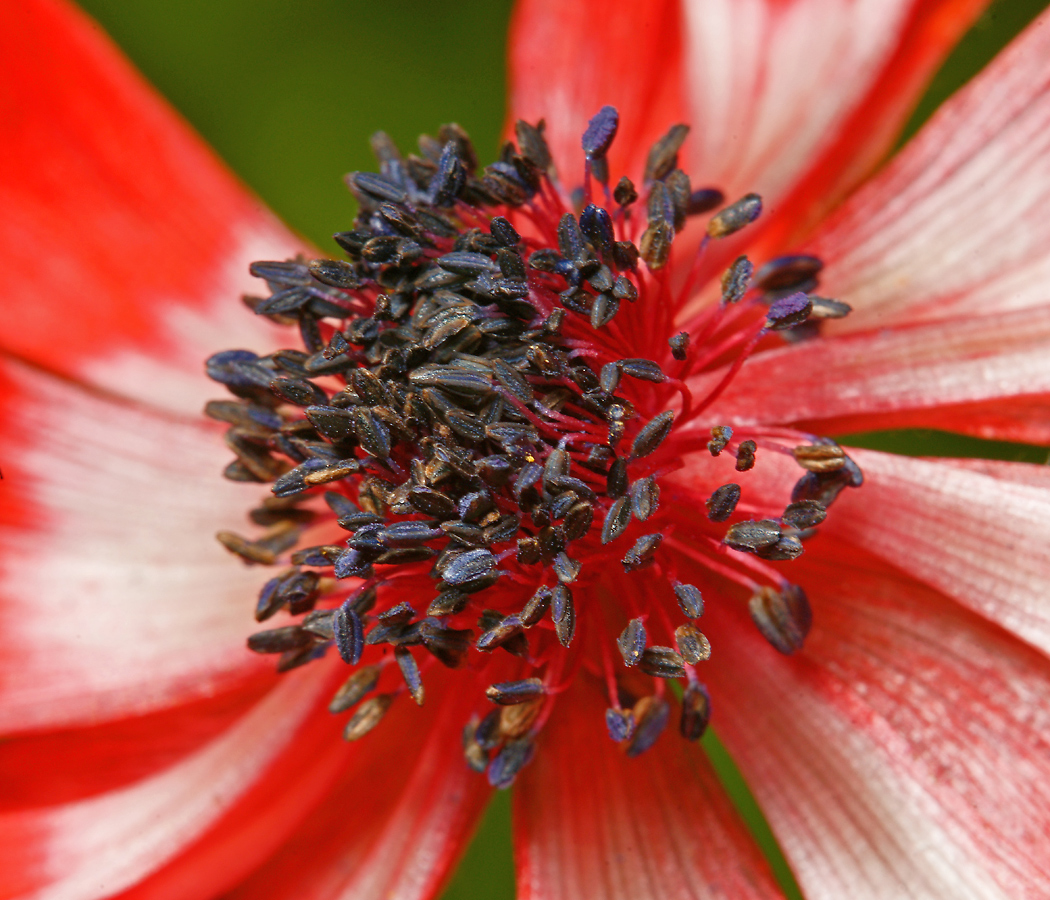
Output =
[{"x1": 206, "y1": 107, "x2": 860, "y2": 787}]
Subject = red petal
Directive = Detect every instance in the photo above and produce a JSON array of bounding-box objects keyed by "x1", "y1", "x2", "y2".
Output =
[
  {"x1": 508, "y1": 0, "x2": 987, "y2": 239},
  {"x1": 700, "y1": 306, "x2": 1050, "y2": 443},
  {"x1": 0, "y1": 358, "x2": 272, "y2": 733},
  {"x1": 928, "y1": 455, "x2": 1050, "y2": 487},
  {"x1": 514, "y1": 676, "x2": 785, "y2": 900},
  {"x1": 0, "y1": 0, "x2": 299, "y2": 414},
  {"x1": 218, "y1": 669, "x2": 491, "y2": 900},
  {"x1": 808, "y1": 9, "x2": 1050, "y2": 330},
  {"x1": 0, "y1": 679, "x2": 270, "y2": 812},
  {"x1": 832, "y1": 450, "x2": 1050, "y2": 657},
  {"x1": 746, "y1": 0, "x2": 992, "y2": 247},
  {"x1": 0, "y1": 664, "x2": 338, "y2": 900},
  {"x1": 702, "y1": 544, "x2": 1050, "y2": 899},
  {"x1": 507, "y1": 0, "x2": 688, "y2": 185}
]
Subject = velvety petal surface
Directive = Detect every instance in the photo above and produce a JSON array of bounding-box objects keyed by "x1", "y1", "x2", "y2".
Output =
[
  {"x1": 507, "y1": 0, "x2": 688, "y2": 186},
  {"x1": 220, "y1": 668, "x2": 492, "y2": 900},
  {"x1": 667, "y1": 446, "x2": 1050, "y2": 660},
  {"x1": 830, "y1": 449, "x2": 1050, "y2": 657},
  {"x1": 809, "y1": 10, "x2": 1050, "y2": 329},
  {"x1": 0, "y1": 681, "x2": 271, "y2": 813},
  {"x1": 509, "y1": 0, "x2": 987, "y2": 239},
  {"x1": 681, "y1": 0, "x2": 989, "y2": 240},
  {"x1": 514, "y1": 675, "x2": 785, "y2": 900},
  {"x1": 701, "y1": 545, "x2": 1050, "y2": 900},
  {"x1": 698, "y1": 305, "x2": 1050, "y2": 443},
  {"x1": 0, "y1": 0, "x2": 299, "y2": 415},
  {"x1": 0, "y1": 357, "x2": 274, "y2": 733},
  {"x1": 0, "y1": 663, "x2": 335, "y2": 900},
  {"x1": 2, "y1": 654, "x2": 489, "y2": 900}
]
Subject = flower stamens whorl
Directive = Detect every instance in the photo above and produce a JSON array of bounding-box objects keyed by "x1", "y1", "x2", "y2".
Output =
[{"x1": 206, "y1": 105, "x2": 861, "y2": 787}]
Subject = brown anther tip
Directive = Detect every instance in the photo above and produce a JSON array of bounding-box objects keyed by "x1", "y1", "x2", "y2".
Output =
[
  {"x1": 735, "y1": 439, "x2": 757, "y2": 472},
  {"x1": 638, "y1": 646, "x2": 687, "y2": 679},
  {"x1": 216, "y1": 530, "x2": 276, "y2": 565},
  {"x1": 724, "y1": 519, "x2": 781, "y2": 553},
  {"x1": 631, "y1": 411, "x2": 674, "y2": 459},
  {"x1": 613, "y1": 175, "x2": 638, "y2": 207},
  {"x1": 706, "y1": 483, "x2": 741, "y2": 522},
  {"x1": 748, "y1": 585, "x2": 812, "y2": 655},
  {"x1": 673, "y1": 582, "x2": 704, "y2": 619},
  {"x1": 680, "y1": 683, "x2": 712, "y2": 741},
  {"x1": 792, "y1": 443, "x2": 847, "y2": 472},
  {"x1": 707, "y1": 193, "x2": 762, "y2": 239},
  {"x1": 675, "y1": 624, "x2": 711, "y2": 664},
  {"x1": 644, "y1": 123, "x2": 690, "y2": 183},
  {"x1": 639, "y1": 218, "x2": 674, "y2": 270},
  {"x1": 626, "y1": 696, "x2": 670, "y2": 758},
  {"x1": 343, "y1": 694, "x2": 395, "y2": 741},
  {"x1": 485, "y1": 677, "x2": 545, "y2": 706},
  {"x1": 708, "y1": 425, "x2": 733, "y2": 456},
  {"x1": 669, "y1": 331, "x2": 690, "y2": 360},
  {"x1": 328, "y1": 665, "x2": 381, "y2": 714},
  {"x1": 500, "y1": 698, "x2": 544, "y2": 739}
]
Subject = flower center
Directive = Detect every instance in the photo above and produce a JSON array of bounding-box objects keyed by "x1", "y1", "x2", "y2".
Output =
[{"x1": 206, "y1": 106, "x2": 861, "y2": 787}]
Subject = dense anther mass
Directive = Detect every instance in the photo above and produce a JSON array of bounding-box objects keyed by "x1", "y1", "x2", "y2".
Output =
[{"x1": 207, "y1": 106, "x2": 861, "y2": 787}]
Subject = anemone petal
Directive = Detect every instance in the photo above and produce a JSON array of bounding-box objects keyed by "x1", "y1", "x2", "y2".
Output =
[
  {"x1": 509, "y1": 0, "x2": 990, "y2": 252},
  {"x1": 703, "y1": 545, "x2": 1050, "y2": 900},
  {"x1": 218, "y1": 668, "x2": 492, "y2": 900},
  {"x1": 508, "y1": 0, "x2": 688, "y2": 187},
  {"x1": 809, "y1": 10, "x2": 1050, "y2": 329},
  {"x1": 0, "y1": 664, "x2": 335, "y2": 900},
  {"x1": 0, "y1": 358, "x2": 274, "y2": 732},
  {"x1": 513, "y1": 676, "x2": 786, "y2": 900},
  {"x1": 834, "y1": 450, "x2": 1050, "y2": 658},
  {"x1": 0, "y1": 0, "x2": 299, "y2": 415},
  {"x1": 699, "y1": 305, "x2": 1050, "y2": 444}
]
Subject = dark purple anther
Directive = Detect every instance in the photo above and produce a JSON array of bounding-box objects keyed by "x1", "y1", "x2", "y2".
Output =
[
  {"x1": 754, "y1": 254, "x2": 824, "y2": 292},
  {"x1": 766, "y1": 292, "x2": 813, "y2": 330},
  {"x1": 687, "y1": 188, "x2": 725, "y2": 216},
  {"x1": 582, "y1": 105, "x2": 619, "y2": 159},
  {"x1": 429, "y1": 141, "x2": 466, "y2": 207},
  {"x1": 333, "y1": 600, "x2": 364, "y2": 665},
  {"x1": 580, "y1": 204, "x2": 615, "y2": 255},
  {"x1": 605, "y1": 707, "x2": 635, "y2": 742}
]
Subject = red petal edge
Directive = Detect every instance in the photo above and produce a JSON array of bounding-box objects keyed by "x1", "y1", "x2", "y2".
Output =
[
  {"x1": 514, "y1": 674, "x2": 786, "y2": 900},
  {"x1": 0, "y1": 0, "x2": 298, "y2": 412},
  {"x1": 701, "y1": 541, "x2": 1050, "y2": 900}
]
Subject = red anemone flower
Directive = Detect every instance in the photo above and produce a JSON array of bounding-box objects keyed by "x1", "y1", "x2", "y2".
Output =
[{"x1": 3, "y1": 0, "x2": 1050, "y2": 898}]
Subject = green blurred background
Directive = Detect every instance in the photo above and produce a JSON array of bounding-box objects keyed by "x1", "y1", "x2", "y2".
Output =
[{"x1": 74, "y1": 0, "x2": 1050, "y2": 897}]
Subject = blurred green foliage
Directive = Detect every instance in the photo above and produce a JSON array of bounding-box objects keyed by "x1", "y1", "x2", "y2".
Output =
[
  {"x1": 77, "y1": 0, "x2": 516, "y2": 252},
  {"x1": 73, "y1": 0, "x2": 1049, "y2": 897}
]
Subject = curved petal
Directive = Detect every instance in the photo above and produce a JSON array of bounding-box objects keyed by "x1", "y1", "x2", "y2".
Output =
[
  {"x1": 0, "y1": 357, "x2": 273, "y2": 733},
  {"x1": 701, "y1": 545, "x2": 1050, "y2": 900},
  {"x1": 220, "y1": 668, "x2": 491, "y2": 900},
  {"x1": 0, "y1": 0, "x2": 299, "y2": 415},
  {"x1": 682, "y1": 0, "x2": 988, "y2": 236},
  {"x1": 927, "y1": 455, "x2": 1050, "y2": 486},
  {"x1": 808, "y1": 9, "x2": 1050, "y2": 330},
  {"x1": 832, "y1": 450, "x2": 1050, "y2": 657},
  {"x1": 0, "y1": 681, "x2": 270, "y2": 812},
  {"x1": 507, "y1": 0, "x2": 688, "y2": 186},
  {"x1": 514, "y1": 675, "x2": 785, "y2": 900},
  {"x1": 699, "y1": 305, "x2": 1050, "y2": 443},
  {"x1": 0, "y1": 663, "x2": 336, "y2": 900},
  {"x1": 508, "y1": 0, "x2": 988, "y2": 236}
]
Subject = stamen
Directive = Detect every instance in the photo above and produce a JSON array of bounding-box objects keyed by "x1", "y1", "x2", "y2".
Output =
[
  {"x1": 206, "y1": 108, "x2": 861, "y2": 785},
  {"x1": 748, "y1": 584, "x2": 812, "y2": 655}
]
